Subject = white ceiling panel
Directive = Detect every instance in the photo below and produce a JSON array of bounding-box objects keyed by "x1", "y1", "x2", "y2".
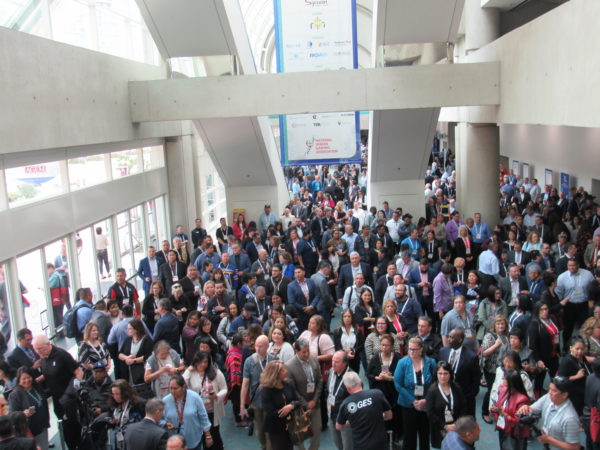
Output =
[
  {"x1": 381, "y1": 0, "x2": 464, "y2": 45},
  {"x1": 370, "y1": 108, "x2": 439, "y2": 182},
  {"x1": 137, "y1": 0, "x2": 232, "y2": 57},
  {"x1": 193, "y1": 117, "x2": 276, "y2": 187}
]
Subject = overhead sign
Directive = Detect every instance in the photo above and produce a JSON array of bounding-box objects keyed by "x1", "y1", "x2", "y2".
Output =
[{"x1": 274, "y1": 0, "x2": 361, "y2": 166}]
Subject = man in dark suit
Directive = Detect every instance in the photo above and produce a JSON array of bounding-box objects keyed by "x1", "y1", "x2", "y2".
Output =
[
  {"x1": 414, "y1": 316, "x2": 442, "y2": 360},
  {"x1": 407, "y1": 259, "x2": 436, "y2": 321},
  {"x1": 6, "y1": 328, "x2": 40, "y2": 372},
  {"x1": 531, "y1": 215, "x2": 552, "y2": 245},
  {"x1": 310, "y1": 208, "x2": 325, "y2": 246},
  {"x1": 311, "y1": 261, "x2": 336, "y2": 329},
  {"x1": 336, "y1": 252, "x2": 373, "y2": 301},
  {"x1": 244, "y1": 232, "x2": 265, "y2": 263},
  {"x1": 205, "y1": 281, "x2": 235, "y2": 329},
  {"x1": 374, "y1": 263, "x2": 396, "y2": 306},
  {"x1": 291, "y1": 199, "x2": 308, "y2": 221},
  {"x1": 507, "y1": 241, "x2": 530, "y2": 275},
  {"x1": 137, "y1": 246, "x2": 163, "y2": 296},
  {"x1": 499, "y1": 264, "x2": 529, "y2": 313},
  {"x1": 346, "y1": 210, "x2": 360, "y2": 234},
  {"x1": 125, "y1": 398, "x2": 169, "y2": 450},
  {"x1": 158, "y1": 250, "x2": 187, "y2": 295},
  {"x1": 153, "y1": 298, "x2": 181, "y2": 354},
  {"x1": 439, "y1": 328, "x2": 480, "y2": 416},
  {"x1": 155, "y1": 240, "x2": 171, "y2": 267},
  {"x1": 287, "y1": 266, "x2": 320, "y2": 332}
]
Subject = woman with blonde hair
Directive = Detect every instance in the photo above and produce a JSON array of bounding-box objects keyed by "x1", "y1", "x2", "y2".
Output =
[
  {"x1": 78, "y1": 322, "x2": 110, "y2": 378},
  {"x1": 260, "y1": 360, "x2": 304, "y2": 450},
  {"x1": 523, "y1": 230, "x2": 542, "y2": 252},
  {"x1": 334, "y1": 201, "x2": 346, "y2": 224},
  {"x1": 480, "y1": 314, "x2": 509, "y2": 423},
  {"x1": 581, "y1": 316, "x2": 600, "y2": 361}
]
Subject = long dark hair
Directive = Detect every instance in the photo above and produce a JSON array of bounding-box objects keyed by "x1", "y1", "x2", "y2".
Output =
[
  {"x1": 108, "y1": 379, "x2": 139, "y2": 408},
  {"x1": 191, "y1": 351, "x2": 216, "y2": 381},
  {"x1": 504, "y1": 369, "x2": 528, "y2": 397}
]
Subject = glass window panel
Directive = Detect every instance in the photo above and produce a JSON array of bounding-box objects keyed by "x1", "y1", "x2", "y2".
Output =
[
  {"x1": 5, "y1": 162, "x2": 65, "y2": 207},
  {"x1": 44, "y1": 239, "x2": 73, "y2": 332},
  {"x1": 154, "y1": 196, "x2": 168, "y2": 245},
  {"x1": 0, "y1": 261, "x2": 31, "y2": 342},
  {"x1": 146, "y1": 201, "x2": 158, "y2": 248},
  {"x1": 93, "y1": 219, "x2": 115, "y2": 296},
  {"x1": 142, "y1": 145, "x2": 165, "y2": 171},
  {"x1": 111, "y1": 149, "x2": 140, "y2": 179},
  {"x1": 116, "y1": 211, "x2": 134, "y2": 277},
  {"x1": 207, "y1": 191, "x2": 215, "y2": 207},
  {"x1": 76, "y1": 226, "x2": 101, "y2": 301},
  {"x1": 96, "y1": 8, "x2": 129, "y2": 59},
  {"x1": 13, "y1": 251, "x2": 49, "y2": 336},
  {"x1": 51, "y1": 0, "x2": 94, "y2": 50},
  {"x1": 130, "y1": 205, "x2": 145, "y2": 291},
  {"x1": 68, "y1": 154, "x2": 108, "y2": 190}
]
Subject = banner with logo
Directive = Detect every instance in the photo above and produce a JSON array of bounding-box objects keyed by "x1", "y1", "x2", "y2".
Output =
[
  {"x1": 560, "y1": 172, "x2": 571, "y2": 197},
  {"x1": 274, "y1": 0, "x2": 361, "y2": 166}
]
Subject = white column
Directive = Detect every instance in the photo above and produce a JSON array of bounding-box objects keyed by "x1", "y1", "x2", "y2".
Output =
[
  {"x1": 368, "y1": 179, "x2": 424, "y2": 219},
  {"x1": 455, "y1": 123, "x2": 500, "y2": 227},
  {"x1": 165, "y1": 135, "x2": 201, "y2": 234},
  {"x1": 464, "y1": 0, "x2": 500, "y2": 54}
]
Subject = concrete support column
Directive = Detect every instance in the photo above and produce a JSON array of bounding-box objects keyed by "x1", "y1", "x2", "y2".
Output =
[
  {"x1": 368, "y1": 179, "x2": 424, "y2": 219},
  {"x1": 464, "y1": 0, "x2": 500, "y2": 54},
  {"x1": 455, "y1": 123, "x2": 500, "y2": 227},
  {"x1": 165, "y1": 133, "x2": 202, "y2": 235}
]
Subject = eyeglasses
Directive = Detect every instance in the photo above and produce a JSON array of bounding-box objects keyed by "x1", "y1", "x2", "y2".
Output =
[{"x1": 408, "y1": 348, "x2": 421, "y2": 352}]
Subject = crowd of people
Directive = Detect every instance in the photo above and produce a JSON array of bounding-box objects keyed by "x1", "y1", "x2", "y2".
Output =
[{"x1": 0, "y1": 157, "x2": 600, "y2": 450}]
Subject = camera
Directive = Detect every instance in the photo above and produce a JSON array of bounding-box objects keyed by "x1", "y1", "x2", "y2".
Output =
[{"x1": 517, "y1": 413, "x2": 542, "y2": 437}]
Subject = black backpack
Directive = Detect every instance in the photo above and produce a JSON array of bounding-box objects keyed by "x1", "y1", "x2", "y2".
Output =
[{"x1": 63, "y1": 303, "x2": 92, "y2": 338}]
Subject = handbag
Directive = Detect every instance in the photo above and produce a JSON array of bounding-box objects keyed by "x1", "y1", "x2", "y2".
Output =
[
  {"x1": 286, "y1": 406, "x2": 313, "y2": 445},
  {"x1": 591, "y1": 406, "x2": 600, "y2": 442}
]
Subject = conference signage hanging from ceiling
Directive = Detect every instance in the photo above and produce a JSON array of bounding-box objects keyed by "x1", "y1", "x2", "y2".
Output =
[{"x1": 274, "y1": 0, "x2": 361, "y2": 166}]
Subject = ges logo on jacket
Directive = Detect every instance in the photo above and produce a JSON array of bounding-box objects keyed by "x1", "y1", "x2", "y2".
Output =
[{"x1": 347, "y1": 397, "x2": 372, "y2": 414}]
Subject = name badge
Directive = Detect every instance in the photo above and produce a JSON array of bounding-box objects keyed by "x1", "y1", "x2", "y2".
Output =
[
  {"x1": 476, "y1": 234, "x2": 481, "y2": 240},
  {"x1": 497, "y1": 415, "x2": 506, "y2": 430},
  {"x1": 151, "y1": 271, "x2": 158, "y2": 278},
  {"x1": 327, "y1": 394, "x2": 335, "y2": 406},
  {"x1": 465, "y1": 329, "x2": 473, "y2": 338},
  {"x1": 264, "y1": 275, "x2": 270, "y2": 281},
  {"x1": 307, "y1": 382, "x2": 315, "y2": 394},
  {"x1": 445, "y1": 409, "x2": 454, "y2": 424},
  {"x1": 172, "y1": 275, "x2": 179, "y2": 282},
  {"x1": 414, "y1": 385, "x2": 424, "y2": 397},
  {"x1": 465, "y1": 248, "x2": 471, "y2": 255},
  {"x1": 364, "y1": 242, "x2": 369, "y2": 249},
  {"x1": 428, "y1": 253, "x2": 433, "y2": 259},
  {"x1": 553, "y1": 334, "x2": 560, "y2": 345},
  {"x1": 122, "y1": 297, "x2": 129, "y2": 305}
]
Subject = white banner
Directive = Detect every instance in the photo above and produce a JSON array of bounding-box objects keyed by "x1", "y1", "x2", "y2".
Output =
[{"x1": 274, "y1": 0, "x2": 360, "y2": 166}]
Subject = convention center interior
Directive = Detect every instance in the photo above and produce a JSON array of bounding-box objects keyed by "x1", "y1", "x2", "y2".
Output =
[{"x1": 0, "y1": 0, "x2": 599, "y2": 449}]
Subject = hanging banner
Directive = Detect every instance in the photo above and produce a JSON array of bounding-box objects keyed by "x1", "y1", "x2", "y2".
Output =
[
  {"x1": 274, "y1": 0, "x2": 360, "y2": 166},
  {"x1": 560, "y1": 172, "x2": 571, "y2": 197},
  {"x1": 545, "y1": 169, "x2": 554, "y2": 187}
]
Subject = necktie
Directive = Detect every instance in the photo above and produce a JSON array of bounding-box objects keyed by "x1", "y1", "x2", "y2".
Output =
[{"x1": 449, "y1": 350, "x2": 457, "y2": 370}]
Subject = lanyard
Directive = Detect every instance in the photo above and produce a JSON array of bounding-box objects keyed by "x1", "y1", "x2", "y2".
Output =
[
  {"x1": 329, "y1": 368, "x2": 348, "y2": 398},
  {"x1": 119, "y1": 401, "x2": 130, "y2": 428},
  {"x1": 438, "y1": 384, "x2": 453, "y2": 410},
  {"x1": 399, "y1": 298, "x2": 411, "y2": 316},
  {"x1": 175, "y1": 396, "x2": 185, "y2": 428},
  {"x1": 119, "y1": 285, "x2": 129, "y2": 297},
  {"x1": 460, "y1": 313, "x2": 471, "y2": 330},
  {"x1": 540, "y1": 319, "x2": 558, "y2": 335},
  {"x1": 429, "y1": 242, "x2": 434, "y2": 253},
  {"x1": 86, "y1": 342, "x2": 106, "y2": 361},
  {"x1": 474, "y1": 223, "x2": 481, "y2": 236},
  {"x1": 412, "y1": 360, "x2": 424, "y2": 385}
]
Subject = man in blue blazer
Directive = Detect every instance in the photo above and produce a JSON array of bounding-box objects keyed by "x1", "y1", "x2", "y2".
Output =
[
  {"x1": 137, "y1": 246, "x2": 165, "y2": 296},
  {"x1": 287, "y1": 266, "x2": 320, "y2": 333},
  {"x1": 244, "y1": 232, "x2": 265, "y2": 263},
  {"x1": 230, "y1": 243, "x2": 252, "y2": 276},
  {"x1": 336, "y1": 252, "x2": 373, "y2": 301},
  {"x1": 407, "y1": 259, "x2": 437, "y2": 321}
]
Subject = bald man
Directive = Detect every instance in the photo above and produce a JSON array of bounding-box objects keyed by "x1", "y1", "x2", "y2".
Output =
[
  {"x1": 239, "y1": 335, "x2": 277, "y2": 450},
  {"x1": 33, "y1": 335, "x2": 81, "y2": 448}
]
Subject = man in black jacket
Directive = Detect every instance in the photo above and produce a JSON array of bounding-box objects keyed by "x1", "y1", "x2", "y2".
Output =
[
  {"x1": 153, "y1": 299, "x2": 181, "y2": 355},
  {"x1": 0, "y1": 416, "x2": 36, "y2": 450},
  {"x1": 5, "y1": 328, "x2": 41, "y2": 373},
  {"x1": 125, "y1": 398, "x2": 169, "y2": 450},
  {"x1": 438, "y1": 329, "x2": 480, "y2": 416}
]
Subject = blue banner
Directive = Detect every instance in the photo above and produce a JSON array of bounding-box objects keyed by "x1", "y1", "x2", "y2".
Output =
[{"x1": 274, "y1": 0, "x2": 361, "y2": 166}]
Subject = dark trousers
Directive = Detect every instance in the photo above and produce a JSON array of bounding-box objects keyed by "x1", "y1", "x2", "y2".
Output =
[
  {"x1": 464, "y1": 395, "x2": 477, "y2": 417},
  {"x1": 482, "y1": 370, "x2": 496, "y2": 416},
  {"x1": 401, "y1": 406, "x2": 429, "y2": 450},
  {"x1": 480, "y1": 273, "x2": 497, "y2": 295},
  {"x1": 533, "y1": 356, "x2": 559, "y2": 392},
  {"x1": 563, "y1": 301, "x2": 589, "y2": 351},
  {"x1": 96, "y1": 249, "x2": 110, "y2": 275},
  {"x1": 230, "y1": 385, "x2": 242, "y2": 423},
  {"x1": 53, "y1": 304, "x2": 64, "y2": 328},
  {"x1": 203, "y1": 413, "x2": 224, "y2": 450},
  {"x1": 268, "y1": 432, "x2": 293, "y2": 450}
]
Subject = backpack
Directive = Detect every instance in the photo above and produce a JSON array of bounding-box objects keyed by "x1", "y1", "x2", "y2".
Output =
[{"x1": 63, "y1": 303, "x2": 92, "y2": 339}]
